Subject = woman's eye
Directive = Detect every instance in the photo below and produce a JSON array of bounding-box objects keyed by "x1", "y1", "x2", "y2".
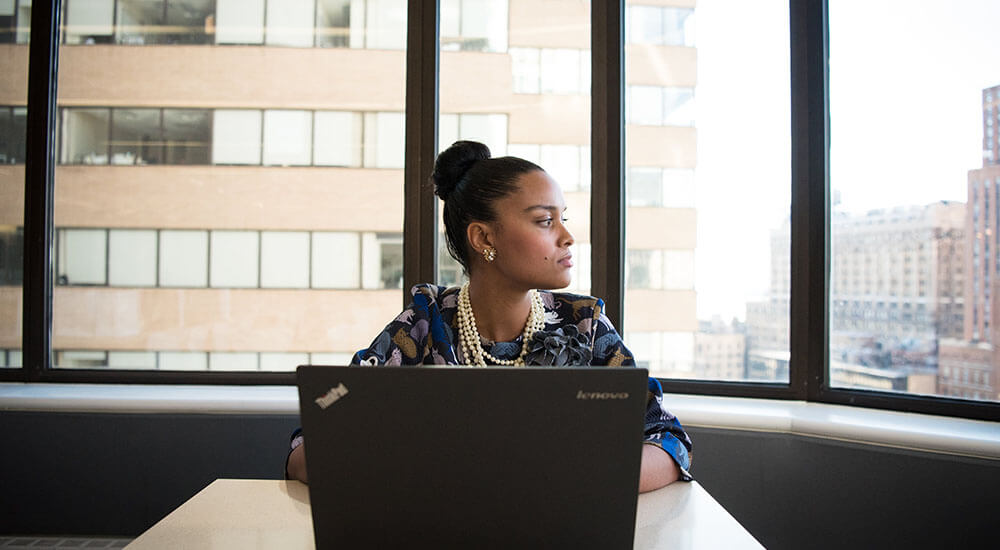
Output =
[{"x1": 539, "y1": 218, "x2": 554, "y2": 226}]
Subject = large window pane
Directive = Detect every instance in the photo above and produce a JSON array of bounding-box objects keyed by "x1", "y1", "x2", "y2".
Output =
[
  {"x1": 1, "y1": 12, "x2": 26, "y2": 368},
  {"x1": 831, "y1": 0, "x2": 1000, "y2": 402},
  {"x1": 626, "y1": 0, "x2": 790, "y2": 381},
  {"x1": 54, "y1": 0, "x2": 406, "y2": 371}
]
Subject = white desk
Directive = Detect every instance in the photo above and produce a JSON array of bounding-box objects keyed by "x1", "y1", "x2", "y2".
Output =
[{"x1": 126, "y1": 479, "x2": 763, "y2": 549}]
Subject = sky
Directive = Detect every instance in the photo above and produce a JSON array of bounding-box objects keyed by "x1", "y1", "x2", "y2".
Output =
[{"x1": 692, "y1": 0, "x2": 1000, "y2": 322}]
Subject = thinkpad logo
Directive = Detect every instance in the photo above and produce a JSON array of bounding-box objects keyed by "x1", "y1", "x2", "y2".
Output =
[
  {"x1": 315, "y1": 383, "x2": 349, "y2": 409},
  {"x1": 576, "y1": 390, "x2": 629, "y2": 400}
]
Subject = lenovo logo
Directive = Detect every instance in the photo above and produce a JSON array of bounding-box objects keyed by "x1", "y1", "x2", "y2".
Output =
[
  {"x1": 315, "y1": 383, "x2": 349, "y2": 409},
  {"x1": 576, "y1": 390, "x2": 629, "y2": 400}
]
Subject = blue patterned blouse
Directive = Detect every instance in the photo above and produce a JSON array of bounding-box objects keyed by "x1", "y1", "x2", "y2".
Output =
[{"x1": 345, "y1": 284, "x2": 693, "y2": 479}]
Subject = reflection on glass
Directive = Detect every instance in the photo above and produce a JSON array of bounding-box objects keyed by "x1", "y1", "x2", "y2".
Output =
[
  {"x1": 625, "y1": 0, "x2": 790, "y2": 381},
  {"x1": 830, "y1": 0, "x2": 1000, "y2": 402},
  {"x1": 54, "y1": 0, "x2": 407, "y2": 371}
]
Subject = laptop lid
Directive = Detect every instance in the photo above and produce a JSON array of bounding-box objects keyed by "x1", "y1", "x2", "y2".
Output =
[{"x1": 297, "y1": 365, "x2": 648, "y2": 549}]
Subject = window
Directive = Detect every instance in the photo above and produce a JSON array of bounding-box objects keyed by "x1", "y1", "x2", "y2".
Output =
[
  {"x1": 0, "y1": 107, "x2": 27, "y2": 163},
  {"x1": 108, "y1": 229, "x2": 157, "y2": 286},
  {"x1": 65, "y1": 0, "x2": 115, "y2": 44},
  {"x1": 626, "y1": 5, "x2": 695, "y2": 47},
  {"x1": 57, "y1": 229, "x2": 108, "y2": 285},
  {"x1": 265, "y1": 0, "x2": 314, "y2": 47},
  {"x1": 209, "y1": 231, "x2": 259, "y2": 288},
  {"x1": 212, "y1": 110, "x2": 262, "y2": 165},
  {"x1": 9, "y1": 1, "x2": 997, "y2": 417},
  {"x1": 263, "y1": 110, "x2": 312, "y2": 166},
  {"x1": 260, "y1": 231, "x2": 310, "y2": 288},
  {"x1": 61, "y1": 108, "x2": 110, "y2": 164},
  {"x1": 314, "y1": 111, "x2": 362, "y2": 166},
  {"x1": 159, "y1": 230, "x2": 209, "y2": 287},
  {"x1": 624, "y1": 0, "x2": 789, "y2": 382},
  {"x1": 441, "y1": 0, "x2": 507, "y2": 53},
  {"x1": 830, "y1": 0, "x2": 998, "y2": 402},
  {"x1": 114, "y1": 0, "x2": 215, "y2": 45},
  {"x1": 312, "y1": 232, "x2": 361, "y2": 289},
  {"x1": 626, "y1": 86, "x2": 695, "y2": 127}
]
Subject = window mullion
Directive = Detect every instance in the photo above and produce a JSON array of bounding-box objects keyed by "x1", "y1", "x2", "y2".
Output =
[
  {"x1": 21, "y1": 0, "x2": 63, "y2": 380},
  {"x1": 403, "y1": 0, "x2": 440, "y2": 307},
  {"x1": 591, "y1": 0, "x2": 625, "y2": 333},
  {"x1": 789, "y1": 0, "x2": 830, "y2": 401}
]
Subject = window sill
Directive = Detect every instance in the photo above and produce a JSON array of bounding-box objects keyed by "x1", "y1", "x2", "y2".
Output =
[{"x1": 1, "y1": 383, "x2": 997, "y2": 460}]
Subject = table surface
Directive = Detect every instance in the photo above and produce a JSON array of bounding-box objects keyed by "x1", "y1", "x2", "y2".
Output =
[{"x1": 126, "y1": 479, "x2": 764, "y2": 549}]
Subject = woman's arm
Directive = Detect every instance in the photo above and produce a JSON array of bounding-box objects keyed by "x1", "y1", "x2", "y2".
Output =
[
  {"x1": 639, "y1": 443, "x2": 680, "y2": 492},
  {"x1": 286, "y1": 443, "x2": 308, "y2": 483}
]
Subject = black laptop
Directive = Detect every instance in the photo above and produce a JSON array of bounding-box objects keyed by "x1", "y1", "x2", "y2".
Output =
[{"x1": 297, "y1": 365, "x2": 649, "y2": 549}]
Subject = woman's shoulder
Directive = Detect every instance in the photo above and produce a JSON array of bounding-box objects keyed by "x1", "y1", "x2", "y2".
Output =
[
  {"x1": 409, "y1": 283, "x2": 461, "y2": 312},
  {"x1": 541, "y1": 290, "x2": 606, "y2": 321}
]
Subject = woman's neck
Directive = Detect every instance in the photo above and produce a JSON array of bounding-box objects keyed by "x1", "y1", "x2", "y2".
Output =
[{"x1": 467, "y1": 276, "x2": 533, "y2": 343}]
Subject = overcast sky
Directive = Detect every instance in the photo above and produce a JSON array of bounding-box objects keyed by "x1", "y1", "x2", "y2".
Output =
[{"x1": 692, "y1": 0, "x2": 1000, "y2": 321}]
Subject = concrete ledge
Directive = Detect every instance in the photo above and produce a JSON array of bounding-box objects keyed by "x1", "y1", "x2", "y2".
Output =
[{"x1": 2, "y1": 382, "x2": 998, "y2": 460}]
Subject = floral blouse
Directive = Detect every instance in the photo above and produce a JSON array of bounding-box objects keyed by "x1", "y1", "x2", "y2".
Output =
[{"x1": 346, "y1": 284, "x2": 693, "y2": 479}]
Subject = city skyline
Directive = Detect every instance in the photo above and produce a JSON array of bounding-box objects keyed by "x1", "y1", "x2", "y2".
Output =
[{"x1": 693, "y1": 0, "x2": 1000, "y2": 322}]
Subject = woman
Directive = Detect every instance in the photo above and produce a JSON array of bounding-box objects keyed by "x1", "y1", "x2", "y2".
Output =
[{"x1": 287, "y1": 141, "x2": 692, "y2": 491}]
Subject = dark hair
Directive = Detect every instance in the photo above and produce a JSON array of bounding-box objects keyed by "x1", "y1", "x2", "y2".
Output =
[{"x1": 432, "y1": 140, "x2": 543, "y2": 273}]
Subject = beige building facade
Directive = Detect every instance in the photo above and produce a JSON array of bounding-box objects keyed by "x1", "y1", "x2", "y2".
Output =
[{"x1": 0, "y1": 0, "x2": 699, "y2": 372}]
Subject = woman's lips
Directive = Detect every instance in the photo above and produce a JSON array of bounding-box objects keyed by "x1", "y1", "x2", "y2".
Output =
[{"x1": 559, "y1": 255, "x2": 574, "y2": 268}]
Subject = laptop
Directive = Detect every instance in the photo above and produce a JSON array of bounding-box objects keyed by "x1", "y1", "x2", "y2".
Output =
[{"x1": 297, "y1": 365, "x2": 649, "y2": 549}]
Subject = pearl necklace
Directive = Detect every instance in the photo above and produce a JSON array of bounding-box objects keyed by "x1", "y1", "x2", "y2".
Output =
[{"x1": 456, "y1": 281, "x2": 545, "y2": 366}]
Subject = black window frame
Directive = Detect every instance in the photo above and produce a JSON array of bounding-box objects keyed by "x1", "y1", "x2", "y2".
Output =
[{"x1": 4, "y1": 0, "x2": 998, "y2": 422}]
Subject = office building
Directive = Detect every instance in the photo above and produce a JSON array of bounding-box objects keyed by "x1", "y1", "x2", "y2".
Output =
[{"x1": 0, "y1": 0, "x2": 698, "y2": 372}]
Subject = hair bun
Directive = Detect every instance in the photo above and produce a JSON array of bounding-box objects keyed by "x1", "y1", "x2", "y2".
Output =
[{"x1": 432, "y1": 140, "x2": 491, "y2": 201}]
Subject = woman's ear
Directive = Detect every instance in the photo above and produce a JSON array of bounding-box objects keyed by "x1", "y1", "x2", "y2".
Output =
[{"x1": 466, "y1": 221, "x2": 494, "y2": 258}]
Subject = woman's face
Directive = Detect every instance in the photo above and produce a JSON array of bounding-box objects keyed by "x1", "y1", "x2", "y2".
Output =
[{"x1": 487, "y1": 170, "x2": 575, "y2": 290}]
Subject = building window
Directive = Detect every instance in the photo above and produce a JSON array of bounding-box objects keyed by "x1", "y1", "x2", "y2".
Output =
[
  {"x1": 441, "y1": 0, "x2": 507, "y2": 53},
  {"x1": 362, "y1": 232, "x2": 403, "y2": 289},
  {"x1": 209, "y1": 231, "x2": 259, "y2": 288},
  {"x1": 0, "y1": 106, "x2": 27, "y2": 163},
  {"x1": 509, "y1": 48, "x2": 590, "y2": 95},
  {"x1": 263, "y1": 110, "x2": 313, "y2": 166},
  {"x1": 260, "y1": 231, "x2": 310, "y2": 288},
  {"x1": 0, "y1": 226, "x2": 23, "y2": 285},
  {"x1": 108, "y1": 229, "x2": 157, "y2": 287},
  {"x1": 159, "y1": 230, "x2": 209, "y2": 287},
  {"x1": 626, "y1": 5, "x2": 695, "y2": 47},
  {"x1": 212, "y1": 110, "x2": 262, "y2": 165},
  {"x1": 312, "y1": 232, "x2": 361, "y2": 288},
  {"x1": 115, "y1": 0, "x2": 216, "y2": 45},
  {"x1": 265, "y1": 0, "x2": 314, "y2": 47},
  {"x1": 57, "y1": 228, "x2": 108, "y2": 285},
  {"x1": 627, "y1": 86, "x2": 696, "y2": 127},
  {"x1": 439, "y1": 113, "x2": 508, "y2": 157},
  {"x1": 314, "y1": 111, "x2": 363, "y2": 167}
]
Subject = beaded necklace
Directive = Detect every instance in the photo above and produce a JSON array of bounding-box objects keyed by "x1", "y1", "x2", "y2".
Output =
[{"x1": 456, "y1": 281, "x2": 545, "y2": 366}]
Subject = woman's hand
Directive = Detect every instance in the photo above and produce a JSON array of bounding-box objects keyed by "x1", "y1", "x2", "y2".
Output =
[
  {"x1": 638, "y1": 444, "x2": 680, "y2": 493},
  {"x1": 287, "y1": 443, "x2": 309, "y2": 483}
]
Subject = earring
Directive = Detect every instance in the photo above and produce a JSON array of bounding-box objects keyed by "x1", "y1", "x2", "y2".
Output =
[{"x1": 483, "y1": 247, "x2": 497, "y2": 262}]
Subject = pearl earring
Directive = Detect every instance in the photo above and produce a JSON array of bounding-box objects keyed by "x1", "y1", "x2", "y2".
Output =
[{"x1": 483, "y1": 247, "x2": 497, "y2": 262}]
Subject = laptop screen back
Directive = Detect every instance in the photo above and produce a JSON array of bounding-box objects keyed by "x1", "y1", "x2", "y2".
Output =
[{"x1": 297, "y1": 365, "x2": 648, "y2": 548}]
